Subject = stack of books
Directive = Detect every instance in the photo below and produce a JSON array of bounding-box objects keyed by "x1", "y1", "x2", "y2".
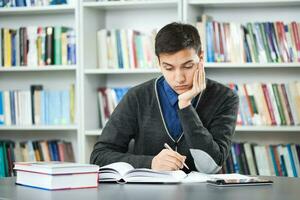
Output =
[{"x1": 14, "y1": 162, "x2": 99, "y2": 190}]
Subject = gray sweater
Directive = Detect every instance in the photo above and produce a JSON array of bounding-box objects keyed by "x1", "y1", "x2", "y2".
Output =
[{"x1": 90, "y1": 77, "x2": 239, "y2": 173}]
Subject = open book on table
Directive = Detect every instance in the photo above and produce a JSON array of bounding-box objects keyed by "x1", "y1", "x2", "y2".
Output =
[
  {"x1": 99, "y1": 162, "x2": 187, "y2": 183},
  {"x1": 99, "y1": 162, "x2": 272, "y2": 185}
]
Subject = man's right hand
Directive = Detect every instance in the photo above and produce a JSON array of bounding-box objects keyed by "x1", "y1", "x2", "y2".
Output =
[{"x1": 151, "y1": 149, "x2": 186, "y2": 171}]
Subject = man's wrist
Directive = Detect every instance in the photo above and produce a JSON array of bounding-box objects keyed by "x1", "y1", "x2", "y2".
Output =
[{"x1": 178, "y1": 100, "x2": 191, "y2": 109}]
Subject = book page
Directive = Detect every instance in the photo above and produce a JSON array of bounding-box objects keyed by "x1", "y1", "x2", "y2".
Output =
[{"x1": 100, "y1": 162, "x2": 134, "y2": 177}]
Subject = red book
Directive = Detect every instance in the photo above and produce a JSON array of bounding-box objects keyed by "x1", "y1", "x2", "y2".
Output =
[
  {"x1": 262, "y1": 84, "x2": 276, "y2": 125},
  {"x1": 291, "y1": 22, "x2": 300, "y2": 62},
  {"x1": 243, "y1": 84, "x2": 254, "y2": 117},
  {"x1": 272, "y1": 145, "x2": 283, "y2": 176}
]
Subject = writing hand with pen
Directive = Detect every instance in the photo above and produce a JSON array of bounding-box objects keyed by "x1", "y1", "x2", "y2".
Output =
[{"x1": 151, "y1": 143, "x2": 189, "y2": 171}]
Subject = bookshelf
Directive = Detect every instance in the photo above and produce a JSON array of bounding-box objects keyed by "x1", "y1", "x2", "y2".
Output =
[
  {"x1": 0, "y1": 1, "x2": 81, "y2": 165},
  {"x1": 1, "y1": 0, "x2": 300, "y2": 172},
  {"x1": 183, "y1": 0, "x2": 300, "y2": 147},
  {"x1": 80, "y1": 0, "x2": 182, "y2": 163}
]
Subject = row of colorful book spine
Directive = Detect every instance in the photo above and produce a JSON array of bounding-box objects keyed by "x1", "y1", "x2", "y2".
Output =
[
  {"x1": 197, "y1": 15, "x2": 300, "y2": 63},
  {"x1": 221, "y1": 142, "x2": 300, "y2": 177},
  {"x1": 97, "y1": 29, "x2": 157, "y2": 69},
  {"x1": 0, "y1": 139, "x2": 75, "y2": 178},
  {"x1": 0, "y1": 26, "x2": 76, "y2": 68},
  {"x1": 97, "y1": 87, "x2": 129, "y2": 127},
  {"x1": 0, "y1": 84, "x2": 75, "y2": 126},
  {"x1": 0, "y1": 0, "x2": 71, "y2": 7},
  {"x1": 229, "y1": 82, "x2": 300, "y2": 126}
]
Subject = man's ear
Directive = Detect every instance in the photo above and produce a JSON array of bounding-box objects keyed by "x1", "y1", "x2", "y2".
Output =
[{"x1": 198, "y1": 51, "x2": 204, "y2": 62}]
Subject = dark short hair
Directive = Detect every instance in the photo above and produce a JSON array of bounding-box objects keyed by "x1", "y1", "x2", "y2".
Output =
[{"x1": 155, "y1": 22, "x2": 201, "y2": 58}]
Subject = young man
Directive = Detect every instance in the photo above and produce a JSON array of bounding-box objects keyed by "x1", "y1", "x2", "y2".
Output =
[{"x1": 90, "y1": 22, "x2": 239, "y2": 173}]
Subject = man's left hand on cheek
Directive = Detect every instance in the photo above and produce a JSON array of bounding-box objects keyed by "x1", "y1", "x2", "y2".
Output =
[{"x1": 178, "y1": 62, "x2": 206, "y2": 109}]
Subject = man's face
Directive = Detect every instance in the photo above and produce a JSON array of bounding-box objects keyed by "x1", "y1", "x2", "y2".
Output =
[{"x1": 159, "y1": 48, "x2": 203, "y2": 94}]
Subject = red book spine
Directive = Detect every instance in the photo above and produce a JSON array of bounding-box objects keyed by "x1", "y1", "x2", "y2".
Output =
[
  {"x1": 262, "y1": 84, "x2": 276, "y2": 125},
  {"x1": 291, "y1": 22, "x2": 300, "y2": 62},
  {"x1": 243, "y1": 84, "x2": 254, "y2": 117}
]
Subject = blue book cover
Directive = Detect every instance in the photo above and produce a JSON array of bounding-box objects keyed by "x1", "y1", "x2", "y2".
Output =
[
  {"x1": 0, "y1": 91, "x2": 4, "y2": 125},
  {"x1": 287, "y1": 144, "x2": 298, "y2": 177},
  {"x1": 52, "y1": 91, "x2": 61, "y2": 125}
]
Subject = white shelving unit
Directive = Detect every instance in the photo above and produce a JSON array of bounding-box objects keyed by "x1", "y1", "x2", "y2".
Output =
[
  {"x1": 80, "y1": 0, "x2": 182, "y2": 163},
  {"x1": 0, "y1": 2, "x2": 81, "y2": 162},
  {"x1": 183, "y1": 0, "x2": 300, "y2": 144},
  {"x1": 1, "y1": 0, "x2": 300, "y2": 164}
]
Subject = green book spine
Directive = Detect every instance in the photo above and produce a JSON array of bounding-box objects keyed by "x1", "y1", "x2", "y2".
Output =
[
  {"x1": 0, "y1": 142, "x2": 6, "y2": 177},
  {"x1": 247, "y1": 23, "x2": 259, "y2": 63},
  {"x1": 259, "y1": 23, "x2": 272, "y2": 62},
  {"x1": 54, "y1": 26, "x2": 62, "y2": 65},
  {"x1": 249, "y1": 96, "x2": 258, "y2": 114},
  {"x1": 272, "y1": 84, "x2": 286, "y2": 125}
]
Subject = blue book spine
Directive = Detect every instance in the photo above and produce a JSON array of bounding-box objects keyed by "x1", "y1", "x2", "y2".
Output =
[
  {"x1": 279, "y1": 154, "x2": 288, "y2": 177},
  {"x1": 44, "y1": 91, "x2": 49, "y2": 125},
  {"x1": 15, "y1": 0, "x2": 25, "y2": 7},
  {"x1": 116, "y1": 30, "x2": 123, "y2": 68},
  {"x1": 61, "y1": 90, "x2": 70, "y2": 125},
  {"x1": 9, "y1": 91, "x2": 15, "y2": 125},
  {"x1": 206, "y1": 22, "x2": 215, "y2": 62},
  {"x1": 231, "y1": 145, "x2": 239, "y2": 173},
  {"x1": 287, "y1": 144, "x2": 298, "y2": 177},
  {"x1": 52, "y1": 141, "x2": 59, "y2": 161},
  {"x1": 0, "y1": 91, "x2": 4, "y2": 125},
  {"x1": 40, "y1": 91, "x2": 45, "y2": 125},
  {"x1": 0, "y1": 142, "x2": 6, "y2": 177},
  {"x1": 47, "y1": 141, "x2": 54, "y2": 161},
  {"x1": 11, "y1": 31, "x2": 16, "y2": 66},
  {"x1": 269, "y1": 146, "x2": 279, "y2": 176}
]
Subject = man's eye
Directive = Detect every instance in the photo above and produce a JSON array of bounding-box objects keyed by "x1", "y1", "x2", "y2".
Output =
[
  {"x1": 164, "y1": 67, "x2": 173, "y2": 70},
  {"x1": 185, "y1": 64, "x2": 194, "y2": 68}
]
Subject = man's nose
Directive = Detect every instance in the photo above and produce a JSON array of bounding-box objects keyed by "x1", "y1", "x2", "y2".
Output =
[{"x1": 175, "y1": 70, "x2": 185, "y2": 83}]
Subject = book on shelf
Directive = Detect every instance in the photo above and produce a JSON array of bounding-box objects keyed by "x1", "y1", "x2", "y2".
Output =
[
  {"x1": 221, "y1": 142, "x2": 300, "y2": 178},
  {"x1": 97, "y1": 87, "x2": 129, "y2": 127},
  {"x1": 0, "y1": 84, "x2": 75, "y2": 126},
  {"x1": 0, "y1": 0, "x2": 72, "y2": 8},
  {"x1": 0, "y1": 139, "x2": 75, "y2": 178},
  {"x1": 14, "y1": 161, "x2": 99, "y2": 190},
  {"x1": 96, "y1": 29, "x2": 157, "y2": 70},
  {"x1": 196, "y1": 15, "x2": 300, "y2": 63},
  {"x1": 0, "y1": 26, "x2": 76, "y2": 68},
  {"x1": 228, "y1": 81, "x2": 300, "y2": 126}
]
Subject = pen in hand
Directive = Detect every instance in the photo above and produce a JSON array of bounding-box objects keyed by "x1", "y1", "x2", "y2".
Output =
[{"x1": 164, "y1": 143, "x2": 190, "y2": 170}]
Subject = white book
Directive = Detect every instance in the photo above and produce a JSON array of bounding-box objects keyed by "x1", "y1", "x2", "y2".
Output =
[
  {"x1": 14, "y1": 162, "x2": 99, "y2": 190},
  {"x1": 243, "y1": 143, "x2": 257, "y2": 176},
  {"x1": 3, "y1": 91, "x2": 11, "y2": 126},
  {"x1": 99, "y1": 162, "x2": 187, "y2": 183},
  {"x1": 97, "y1": 29, "x2": 108, "y2": 69},
  {"x1": 267, "y1": 83, "x2": 281, "y2": 125},
  {"x1": 27, "y1": 27, "x2": 38, "y2": 67},
  {"x1": 285, "y1": 83, "x2": 299, "y2": 125}
]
